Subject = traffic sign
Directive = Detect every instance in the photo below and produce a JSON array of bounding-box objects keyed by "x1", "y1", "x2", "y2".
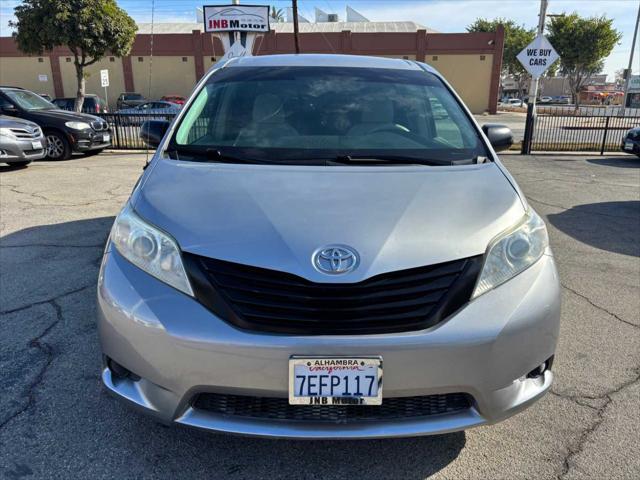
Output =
[
  {"x1": 100, "y1": 69, "x2": 109, "y2": 88},
  {"x1": 517, "y1": 35, "x2": 559, "y2": 78}
]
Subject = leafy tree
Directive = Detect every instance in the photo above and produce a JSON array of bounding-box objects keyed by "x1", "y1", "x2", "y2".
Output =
[
  {"x1": 547, "y1": 13, "x2": 621, "y2": 108},
  {"x1": 270, "y1": 6, "x2": 285, "y2": 23},
  {"x1": 10, "y1": 0, "x2": 137, "y2": 112},
  {"x1": 467, "y1": 18, "x2": 536, "y2": 99}
]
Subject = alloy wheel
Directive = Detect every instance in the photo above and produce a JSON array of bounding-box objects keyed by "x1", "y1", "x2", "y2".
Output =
[{"x1": 46, "y1": 135, "x2": 64, "y2": 158}]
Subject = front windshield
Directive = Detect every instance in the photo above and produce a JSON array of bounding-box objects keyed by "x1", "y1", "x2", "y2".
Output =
[
  {"x1": 171, "y1": 66, "x2": 488, "y2": 165},
  {"x1": 5, "y1": 89, "x2": 56, "y2": 111}
]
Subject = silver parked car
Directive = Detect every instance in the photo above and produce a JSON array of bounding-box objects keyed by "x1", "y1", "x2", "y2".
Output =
[
  {"x1": 98, "y1": 54, "x2": 560, "y2": 439},
  {"x1": 0, "y1": 115, "x2": 47, "y2": 166}
]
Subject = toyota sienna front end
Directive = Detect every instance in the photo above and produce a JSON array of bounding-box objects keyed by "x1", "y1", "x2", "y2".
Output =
[{"x1": 97, "y1": 54, "x2": 560, "y2": 439}]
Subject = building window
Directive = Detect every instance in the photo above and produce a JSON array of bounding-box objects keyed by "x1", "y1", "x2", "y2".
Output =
[
  {"x1": 480, "y1": 55, "x2": 486, "y2": 61},
  {"x1": 402, "y1": 56, "x2": 409, "y2": 60},
  {"x1": 432, "y1": 56, "x2": 438, "y2": 61},
  {"x1": 66, "y1": 57, "x2": 72, "y2": 62},
  {"x1": 109, "y1": 57, "x2": 115, "y2": 62},
  {"x1": 211, "y1": 57, "x2": 216, "y2": 62},
  {"x1": 37, "y1": 57, "x2": 44, "y2": 63},
  {"x1": 138, "y1": 57, "x2": 144, "y2": 62},
  {"x1": 182, "y1": 57, "x2": 188, "y2": 62}
]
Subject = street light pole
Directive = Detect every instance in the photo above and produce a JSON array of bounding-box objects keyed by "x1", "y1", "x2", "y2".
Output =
[
  {"x1": 621, "y1": 2, "x2": 640, "y2": 116},
  {"x1": 292, "y1": 0, "x2": 300, "y2": 54}
]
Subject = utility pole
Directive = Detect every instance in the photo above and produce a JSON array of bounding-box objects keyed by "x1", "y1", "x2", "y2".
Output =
[
  {"x1": 521, "y1": 0, "x2": 548, "y2": 154},
  {"x1": 528, "y1": 0, "x2": 548, "y2": 112},
  {"x1": 621, "y1": 2, "x2": 640, "y2": 116},
  {"x1": 292, "y1": 0, "x2": 300, "y2": 54}
]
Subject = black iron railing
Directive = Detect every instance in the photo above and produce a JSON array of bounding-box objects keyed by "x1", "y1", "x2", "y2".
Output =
[
  {"x1": 531, "y1": 107, "x2": 640, "y2": 154},
  {"x1": 94, "y1": 113, "x2": 177, "y2": 149}
]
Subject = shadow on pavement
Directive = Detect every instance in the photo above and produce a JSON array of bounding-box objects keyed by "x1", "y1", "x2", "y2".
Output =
[
  {"x1": 0, "y1": 216, "x2": 114, "y2": 249},
  {"x1": 586, "y1": 156, "x2": 640, "y2": 168},
  {"x1": 548, "y1": 201, "x2": 640, "y2": 257},
  {"x1": 0, "y1": 163, "x2": 30, "y2": 172}
]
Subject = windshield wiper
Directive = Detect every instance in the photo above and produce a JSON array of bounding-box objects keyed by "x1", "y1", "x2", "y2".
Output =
[
  {"x1": 326, "y1": 155, "x2": 447, "y2": 166},
  {"x1": 167, "y1": 147, "x2": 266, "y2": 164}
]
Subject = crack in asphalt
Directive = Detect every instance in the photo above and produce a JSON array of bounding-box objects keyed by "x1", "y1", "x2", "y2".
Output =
[
  {"x1": 554, "y1": 368, "x2": 640, "y2": 479},
  {"x1": 0, "y1": 283, "x2": 95, "y2": 316},
  {"x1": 0, "y1": 299, "x2": 64, "y2": 431},
  {"x1": 562, "y1": 283, "x2": 639, "y2": 329},
  {"x1": 551, "y1": 273, "x2": 640, "y2": 478},
  {"x1": 3, "y1": 184, "x2": 128, "y2": 209}
]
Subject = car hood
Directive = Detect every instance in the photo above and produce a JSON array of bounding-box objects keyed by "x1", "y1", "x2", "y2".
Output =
[
  {"x1": 0, "y1": 115, "x2": 39, "y2": 129},
  {"x1": 133, "y1": 159, "x2": 525, "y2": 283},
  {"x1": 25, "y1": 109, "x2": 99, "y2": 123}
]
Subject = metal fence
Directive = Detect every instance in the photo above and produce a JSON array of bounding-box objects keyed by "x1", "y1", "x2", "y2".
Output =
[
  {"x1": 95, "y1": 113, "x2": 176, "y2": 149},
  {"x1": 93, "y1": 109, "x2": 638, "y2": 153},
  {"x1": 532, "y1": 107, "x2": 640, "y2": 154}
]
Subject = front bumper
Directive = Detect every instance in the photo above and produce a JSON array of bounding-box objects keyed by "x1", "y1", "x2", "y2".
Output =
[
  {"x1": 69, "y1": 129, "x2": 111, "y2": 152},
  {"x1": 0, "y1": 136, "x2": 47, "y2": 162},
  {"x1": 621, "y1": 138, "x2": 640, "y2": 155},
  {"x1": 97, "y1": 249, "x2": 561, "y2": 439}
]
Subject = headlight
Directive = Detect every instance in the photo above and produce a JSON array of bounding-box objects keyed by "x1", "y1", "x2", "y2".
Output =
[
  {"x1": 472, "y1": 210, "x2": 548, "y2": 298},
  {"x1": 110, "y1": 204, "x2": 193, "y2": 296},
  {"x1": 65, "y1": 121, "x2": 91, "y2": 130},
  {"x1": 0, "y1": 127, "x2": 16, "y2": 138}
]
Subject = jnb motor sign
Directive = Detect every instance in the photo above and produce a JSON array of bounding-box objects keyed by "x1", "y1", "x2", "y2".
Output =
[{"x1": 203, "y1": 5, "x2": 270, "y2": 32}]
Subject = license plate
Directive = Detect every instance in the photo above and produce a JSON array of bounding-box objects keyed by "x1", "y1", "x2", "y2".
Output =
[
  {"x1": 625, "y1": 141, "x2": 634, "y2": 151},
  {"x1": 31, "y1": 140, "x2": 42, "y2": 149},
  {"x1": 289, "y1": 357, "x2": 382, "y2": 405},
  {"x1": 103, "y1": 133, "x2": 111, "y2": 142}
]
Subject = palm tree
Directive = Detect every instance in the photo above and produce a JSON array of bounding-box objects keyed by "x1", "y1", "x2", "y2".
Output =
[{"x1": 270, "y1": 6, "x2": 284, "y2": 23}]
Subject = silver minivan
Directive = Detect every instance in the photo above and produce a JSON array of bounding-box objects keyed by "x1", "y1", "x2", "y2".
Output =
[{"x1": 98, "y1": 54, "x2": 560, "y2": 439}]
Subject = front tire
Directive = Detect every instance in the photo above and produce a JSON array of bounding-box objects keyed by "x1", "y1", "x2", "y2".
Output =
[{"x1": 45, "y1": 131, "x2": 71, "y2": 160}]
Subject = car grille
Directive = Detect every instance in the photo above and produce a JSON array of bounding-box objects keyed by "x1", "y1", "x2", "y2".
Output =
[
  {"x1": 192, "y1": 392, "x2": 473, "y2": 423},
  {"x1": 9, "y1": 127, "x2": 41, "y2": 139},
  {"x1": 184, "y1": 254, "x2": 482, "y2": 335},
  {"x1": 91, "y1": 120, "x2": 108, "y2": 131}
]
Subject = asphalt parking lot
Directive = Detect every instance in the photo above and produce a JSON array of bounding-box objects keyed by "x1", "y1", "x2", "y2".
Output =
[{"x1": 1, "y1": 152, "x2": 638, "y2": 479}]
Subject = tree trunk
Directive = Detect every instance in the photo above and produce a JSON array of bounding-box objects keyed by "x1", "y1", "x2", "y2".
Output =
[
  {"x1": 569, "y1": 73, "x2": 582, "y2": 112},
  {"x1": 74, "y1": 61, "x2": 85, "y2": 113}
]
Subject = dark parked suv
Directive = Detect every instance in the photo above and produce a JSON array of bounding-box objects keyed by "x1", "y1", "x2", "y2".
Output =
[
  {"x1": 52, "y1": 95, "x2": 109, "y2": 113},
  {"x1": 117, "y1": 92, "x2": 146, "y2": 110},
  {"x1": 0, "y1": 87, "x2": 111, "y2": 160}
]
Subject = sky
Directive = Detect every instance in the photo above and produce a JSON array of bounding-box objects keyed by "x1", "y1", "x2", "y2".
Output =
[{"x1": 0, "y1": 0, "x2": 637, "y2": 80}]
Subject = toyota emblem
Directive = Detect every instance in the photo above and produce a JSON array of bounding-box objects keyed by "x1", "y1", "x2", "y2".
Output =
[{"x1": 313, "y1": 245, "x2": 359, "y2": 274}]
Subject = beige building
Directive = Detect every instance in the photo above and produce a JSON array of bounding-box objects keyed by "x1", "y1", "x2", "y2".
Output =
[{"x1": 0, "y1": 21, "x2": 504, "y2": 113}]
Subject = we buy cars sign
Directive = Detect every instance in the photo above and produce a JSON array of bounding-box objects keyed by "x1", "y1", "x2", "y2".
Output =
[
  {"x1": 517, "y1": 35, "x2": 560, "y2": 78},
  {"x1": 203, "y1": 4, "x2": 270, "y2": 33}
]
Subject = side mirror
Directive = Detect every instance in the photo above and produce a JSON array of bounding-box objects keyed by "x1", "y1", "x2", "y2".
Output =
[
  {"x1": 0, "y1": 103, "x2": 18, "y2": 114},
  {"x1": 140, "y1": 120, "x2": 170, "y2": 148},
  {"x1": 482, "y1": 124, "x2": 513, "y2": 152}
]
